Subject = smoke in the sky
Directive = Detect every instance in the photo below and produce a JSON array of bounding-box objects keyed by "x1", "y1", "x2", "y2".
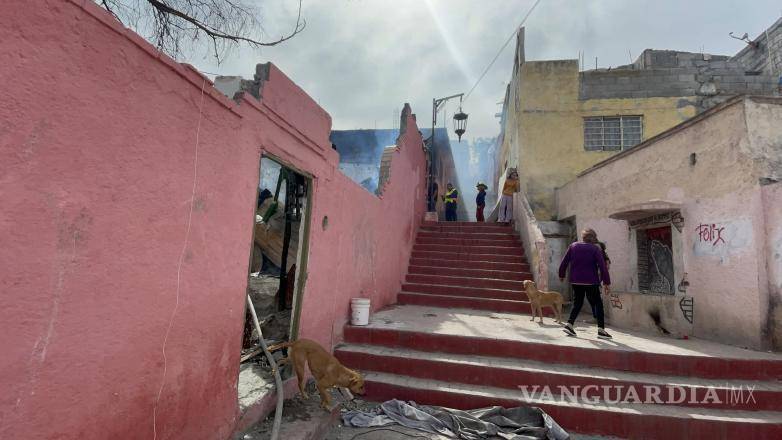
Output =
[
  {"x1": 450, "y1": 136, "x2": 498, "y2": 218},
  {"x1": 330, "y1": 129, "x2": 400, "y2": 194}
]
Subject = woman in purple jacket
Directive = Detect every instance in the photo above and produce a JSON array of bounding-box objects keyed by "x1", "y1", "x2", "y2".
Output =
[{"x1": 559, "y1": 228, "x2": 612, "y2": 339}]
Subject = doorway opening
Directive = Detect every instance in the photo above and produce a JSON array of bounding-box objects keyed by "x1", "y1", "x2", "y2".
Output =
[
  {"x1": 237, "y1": 155, "x2": 312, "y2": 412},
  {"x1": 636, "y1": 225, "x2": 674, "y2": 294}
]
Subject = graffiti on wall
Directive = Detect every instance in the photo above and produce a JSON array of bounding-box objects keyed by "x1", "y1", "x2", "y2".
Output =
[
  {"x1": 609, "y1": 293, "x2": 623, "y2": 309},
  {"x1": 679, "y1": 296, "x2": 694, "y2": 324},
  {"x1": 692, "y1": 219, "x2": 753, "y2": 258},
  {"x1": 696, "y1": 223, "x2": 726, "y2": 246},
  {"x1": 677, "y1": 272, "x2": 690, "y2": 293}
]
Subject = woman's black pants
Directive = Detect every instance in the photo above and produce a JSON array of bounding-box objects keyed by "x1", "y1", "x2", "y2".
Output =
[{"x1": 568, "y1": 284, "x2": 605, "y2": 328}]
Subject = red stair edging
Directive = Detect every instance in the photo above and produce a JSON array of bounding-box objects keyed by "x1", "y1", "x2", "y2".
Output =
[
  {"x1": 401, "y1": 283, "x2": 526, "y2": 301},
  {"x1": 397, "y1": 292, "x2": 537, "y2": 314},
  {"x1": 411, "y1": 251, "x2": 525, "y2": 264},
  {"x1": 416, "y1": 237, "x2": 521, "y2": 246},
  {"x1": 420, "y1": 226, "x2": 514, "y2": 234},
  {"x1": 409, "y1": 258, "x2": 530, "y2": 272},
  {"x1": 413, "y1": 243, "x2": 523, "y2": 255},
  {"x1": 343, "y1": 326, "x2": 782, "y2": 380},
  {"x1": 408, "y1": 265, "x2": 530, "y2": 281},
  {"x1": 335, "y1": 348, "x2": 781, "y2": 411},
  {"x1": 405, "y1": 274, "x2": 527, "y2": 291}
]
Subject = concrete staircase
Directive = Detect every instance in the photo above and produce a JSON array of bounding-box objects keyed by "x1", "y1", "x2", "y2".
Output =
[
  {"x1": 335, "y1": 221, "x2": 782, "y2": 439},
  {"x1": 400, "y1": 221, "x2": 534, "y2": 314}
]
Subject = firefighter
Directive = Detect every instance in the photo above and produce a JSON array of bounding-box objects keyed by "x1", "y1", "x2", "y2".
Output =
[{"x1": 442, "y1": 182, "x2": 458, "y2": 222}]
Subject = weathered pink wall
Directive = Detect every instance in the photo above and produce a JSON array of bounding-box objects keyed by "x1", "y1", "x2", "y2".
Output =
[
  {"x1": 300, "y1": 120, "x2": 426, "y2": 349},
  {"x1": 556, "y1": 97, "x2": 782, "y2": 350},
  {"x1": 763, "y1": 182, "x2": 782, "y2": 348},
  {"x1": 0, "y1": 1, "x2": 425, "y2": 439}
]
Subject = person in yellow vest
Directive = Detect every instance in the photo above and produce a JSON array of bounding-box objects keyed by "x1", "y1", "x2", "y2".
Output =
[
  {"x1": 498, "y1": 168, "x2": 519, "y2": 224},
  {"x1": 442, "y1": 183, "x2": 458, "y2": 221}
]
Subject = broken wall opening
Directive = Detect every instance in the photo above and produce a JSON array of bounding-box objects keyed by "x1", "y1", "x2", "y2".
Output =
[{"x1": 238, "y1": 156, "x2": 311, "y2": 412}]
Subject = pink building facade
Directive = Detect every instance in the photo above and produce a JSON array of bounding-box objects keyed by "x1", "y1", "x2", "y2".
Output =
[
  {"x1": 0, "y1": 1, "x2": 427, "y2": 438},
  {"x1": 557, "y1": 96, "x2": 782, "y2": 350}
]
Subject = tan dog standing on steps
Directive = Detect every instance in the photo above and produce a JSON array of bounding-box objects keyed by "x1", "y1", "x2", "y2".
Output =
[
  {"x1": 523, "y1": 280, "x2": 564, "y2": 324},
  {"x1": 268, "y1": 338, "x2": 365, "y2": 410}
]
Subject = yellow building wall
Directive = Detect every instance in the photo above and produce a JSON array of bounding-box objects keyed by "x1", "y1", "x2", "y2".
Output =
[{"x1": 498, "y1": 59, "x2": 698, "y2": 220}]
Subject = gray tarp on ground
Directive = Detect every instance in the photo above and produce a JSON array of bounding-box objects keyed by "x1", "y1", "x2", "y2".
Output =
[{"x1": 342, "y1": 400, "x2": 569, "y2": 440}]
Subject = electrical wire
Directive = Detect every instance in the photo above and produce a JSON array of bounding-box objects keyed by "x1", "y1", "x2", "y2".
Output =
[
  {"x1": 152, "y1": 78, "x2": 206, "y2": 440},
  {"x1": 463, "y1": 0, "x2": 544, "y2": 103}
]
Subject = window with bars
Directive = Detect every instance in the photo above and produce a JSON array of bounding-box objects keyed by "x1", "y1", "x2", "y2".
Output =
[{"x1": 584, "y1": 116, "x2": 643, "y2": 151}]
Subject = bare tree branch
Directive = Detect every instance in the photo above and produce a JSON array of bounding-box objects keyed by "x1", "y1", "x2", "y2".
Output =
[
  {"x1": 145, "y1": 0, "x2": 304, "y2": 47},
  {"x1": 100, "y1": 0, "x2": 123, "y2": 22},
  {"x1": 96, "y1": 0, "x2": 306, "y2": 62}
]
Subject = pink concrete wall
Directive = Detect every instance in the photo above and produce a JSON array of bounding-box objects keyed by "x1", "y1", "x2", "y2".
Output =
[
  {"x1": 300, "y1": 119, "x2": 426, "y2": 349},
  {"x1": 0, "y1": 1, "x2": 425, "y2": 439}
]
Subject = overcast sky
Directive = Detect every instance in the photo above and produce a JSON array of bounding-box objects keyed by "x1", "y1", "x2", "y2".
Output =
[{"x1": 185, "y1": 0, "x2": 781, "y2": 140}]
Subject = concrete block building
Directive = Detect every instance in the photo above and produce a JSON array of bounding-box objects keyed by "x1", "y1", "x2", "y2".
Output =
[{"x1": 495, "y1": 22, "x2": 782, "y2": 222}]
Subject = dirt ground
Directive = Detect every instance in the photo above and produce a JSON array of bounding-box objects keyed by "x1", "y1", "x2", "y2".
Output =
[{"x1": 238, "y1": 380, "x2": 341, "y2": 440}]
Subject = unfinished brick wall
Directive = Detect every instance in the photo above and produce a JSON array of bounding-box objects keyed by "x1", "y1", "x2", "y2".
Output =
[{"x1": 579, "y1": 49, "x2": 780, "y2": 111}]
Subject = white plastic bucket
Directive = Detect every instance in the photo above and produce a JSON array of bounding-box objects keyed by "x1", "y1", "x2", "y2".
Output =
[{"x1": 350, "y1": 298, "x2": 371, "y2": 326}]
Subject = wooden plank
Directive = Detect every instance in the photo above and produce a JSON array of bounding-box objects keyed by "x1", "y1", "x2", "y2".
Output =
[{"x1": 254, "y1": 199, "x2": 299, "y2": 271}]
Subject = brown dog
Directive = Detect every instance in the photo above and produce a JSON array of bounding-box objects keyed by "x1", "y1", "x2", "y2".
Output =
[
  {"x1": 523, "y1": 280, "x2": 564, "y2": 324},
  {"x1": 268, "y1": 339, "x2": 365, "y2": 410}
]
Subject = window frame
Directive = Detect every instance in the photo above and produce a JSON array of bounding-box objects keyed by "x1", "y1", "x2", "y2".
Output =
[{"x1": 583, "y1": 115, "x2": 644, "y2": 151}]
